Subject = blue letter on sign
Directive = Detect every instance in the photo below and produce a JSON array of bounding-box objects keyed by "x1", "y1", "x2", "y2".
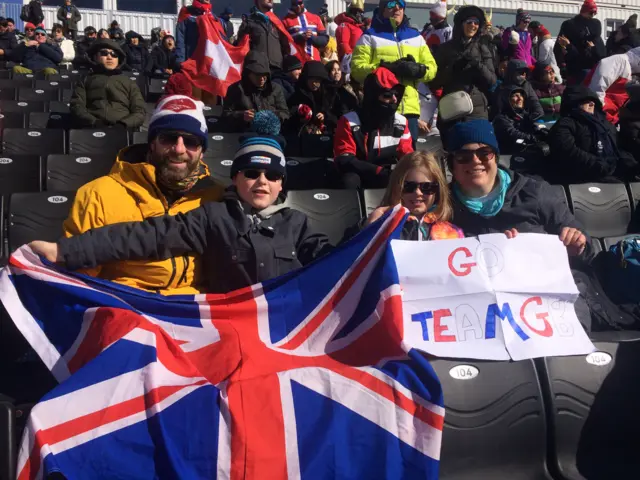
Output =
[
  {"x1": 411, "y1": 311, "x2": 433, "y2": 341},
  {"x1": 485, "y1": 303, "x2": 530, "y2": 341}
]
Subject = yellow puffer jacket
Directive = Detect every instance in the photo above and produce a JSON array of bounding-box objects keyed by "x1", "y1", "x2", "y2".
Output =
[{"x1": 63, "y1": 144, "x2": 225, "y2": 295}]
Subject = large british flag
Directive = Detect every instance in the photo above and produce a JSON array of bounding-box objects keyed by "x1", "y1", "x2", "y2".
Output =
[{"x1": 0, "y1": 206, "x2": 444, "y2": 480}]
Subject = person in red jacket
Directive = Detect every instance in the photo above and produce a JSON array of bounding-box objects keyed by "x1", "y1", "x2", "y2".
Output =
[
  {"x1": 282, "y1": 0, "x2": 328, "y2": 61},
  {"x1": 334, "y1": 67, "x2": 414, "y2": 189},
  {"x1": 335, "y1": 0, "x2": 365, "y2": 62}
]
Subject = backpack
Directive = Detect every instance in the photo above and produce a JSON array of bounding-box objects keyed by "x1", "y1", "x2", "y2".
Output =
[
  {"x1": 20, "y1": 4, "x2": 31, "y2": 22},
  {"x1": 606, "y1": 235, "x2": 640, "y2": 304}
]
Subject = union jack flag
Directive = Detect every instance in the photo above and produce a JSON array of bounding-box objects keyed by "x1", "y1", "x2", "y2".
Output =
[{"x1": 0, "y1": 206, "x2": 444, "y2": 480}]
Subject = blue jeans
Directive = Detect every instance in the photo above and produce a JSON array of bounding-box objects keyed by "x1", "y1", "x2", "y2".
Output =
[{"x1": 406, "y1": 115, "x2": 419, "y2": 150}]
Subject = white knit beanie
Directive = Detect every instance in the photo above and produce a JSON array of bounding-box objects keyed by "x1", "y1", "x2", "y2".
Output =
[
  {"x1": 148, "y1": 95, "x2": 209, "y2": 151},
  {"x1": 430, "y1": 1, "x2": 447, "y2": 19}
]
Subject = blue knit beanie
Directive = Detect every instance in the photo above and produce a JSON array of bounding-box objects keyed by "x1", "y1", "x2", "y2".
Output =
[
  {"x1": 148, "y1": 95, "x2": 209, "y2": 151},
  {"x1": 231, "y1": 135, "x2": 286, "y2": 178},
  {"x1": 448, "y1": 119, "x2": 500, "y2": 153}
]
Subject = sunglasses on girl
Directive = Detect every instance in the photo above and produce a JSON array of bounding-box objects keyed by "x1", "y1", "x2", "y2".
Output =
[
  {"x1": 403, "y1": 181, "x2": 439, "y2": 195},
  {"x1": 157, "y1": 131, "x2": 203, "y2": 151},
  {"x1": 464, "y1": 17, "x2": 480, "y2": 26},
  {"x1": 98, "y1": 49, "x2": 119, "y2": 58},
  {"x1": 242, "y1": 169, "x2": 284, "y2": 182},
  {"x1": 451, "y1": 146, "x2": 496, "y2": 164}
]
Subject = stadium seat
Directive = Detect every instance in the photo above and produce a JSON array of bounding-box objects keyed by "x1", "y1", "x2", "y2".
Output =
[
  {"x1": 0, "y1": 87, "x2": 15, "y2": 100},
  {"x1": 283, "y1": 134, "x2": 301, "y2": 157},
  {"x1": 35, "y1": 78, "x2": 72, "y2": 90},
  {"x1": 0, "y1": 112, "x2": 25, "y2": 129},
  {"x1": 541, "y1": 332, "x2": 640, "y2": 480},
  {"x1": 12, "y1": 71, "x2": 43, "y2": 81},
  {"x1": 0, "y1": 77, "x2": 32, "y2": 89},
  {"x1": 202, "y1": 157, "x2": 232, "y2": 187},
  {"x1": 132, "y1": 131, "x2": 147, "y2": 144},
  {"x1": 0, "y1": 155, "x2": 41, "y2": 195},
  {"x1": 568, "y1": 183, "x2": 631, "y2": 238},
  {"x1": 68, "y1": 128, "x2": 129, "y2": 156},
  {"x1": 2, "y1": 128, "x2": 65, "y2": 155},
  {"x1": 205, "y1": 132, "x2": 243, "y2": 160},
  {"x1": 127, "y1": 74, "x2": 147, "y2": 98},
  {"x1": 59, "y1": 69, "x2": 86, "y2": 83},
  {"x1": 284, "y1": 157, "x2": 328, "y2": 190},
  {"x1": 430, "y1": 358, "x2": 551, "y2": 480},
  {"x1": 28, "y1": 111, "x2": 71, "y2": 130},
  {"x1": 299, "y1": 133, "x2": 333, "y2": 158},
  {"x1": 0, "y1": 69, "x2": 10, "y2": 79},
  {"x1": 591, "y1": 237, "x2": 603, "y2": 255},
  {"x1": 202, "y1": 104, "x2": 223, "y2": 119},
  {"x1": 148, "y1": 78, "x2": 166, "y2": 99},
  {"x1": 18, "y1": 88, "x2": 59, "y2": 103},
  {"x1": 48, "y1": 101, "x2": 71, "y2": 114},
  {"x1": 415, "y1": 136, "x2": 445, "y2": 156},
  {"x1": 498, "y1": 154, "x2": 512, "y2": 169},
  {"x1": 0, "y1": 100, "x2": 45, "y2": 114},
  {"x1": 363, "y1": 188, "x2": 385, "y2": 217},
  {"x1": 46, "y1": 154, "x2": 114, "y2": 191},
  {"x1": 0, "y1": 395, "x2": 15, "y2": 480},
  {"x1": 7, "y1": 191, "x2": 75, "y2": 252},
  {"x1": 61, "y1": 88, "x2": 73, "y2": 103},
  {"x1": 284, "y1": 189, "x2": 361, "y2": 245}
]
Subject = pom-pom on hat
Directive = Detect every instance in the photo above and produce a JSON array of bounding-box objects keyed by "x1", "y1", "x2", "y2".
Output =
[{"x1": 148, "y1": 95, "x2": 209, "y2": 151}]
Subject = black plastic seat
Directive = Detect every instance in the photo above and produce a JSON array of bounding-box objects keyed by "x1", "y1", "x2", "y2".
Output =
[
  {"x1": 0, "y1": 87, "x2": 15, "y2": 100},
  {"x1": 126, "y1": 73, "x2": 147, "y2": 98},
  {"x1": 1, "y1": 77, "x2": 32, "y2": 89},
  {"x1": 283, "y1": 189, "x2": 361, "y2": 245},
  {"x1": 415, "y1": 135, "x2": 444, "y2": 155},
  {"x1": 2, "y1": 128, "x2": 65, "y2": 155},
  {"x1": 431, "y1": 358, "x2": 551, "y2": 480},
  {"x1": 0, "y1": 395, "x2": 15, "y2": 480},
  {"x1": 35, "y1": 78, "x2": 72, "y2": 90},
  {"x1": 568, "y1": 183, "x2": 631, "y2": 238},
  {"x1": 68, "y1": 128, "x2": 129, "y2": 156},
  {"x1": 12, "y1": 71, "x2": 43, "y2": 81},
  {"x1": 0, "y1": 112, "x2": 25, "y2": 129},
  {"x1": 202, "y1": 104, "x2": 223, "y2": 118},
  {"x1": 0, "y1": 155, "x2": 41, "y2": 195},
  {"x1": 0, "y1": 69, "x2": 10, "y2": 79},
  {"x1": 46, "y1": 154, "x2": 114, "y2": 191},
  {"x1": 299, "y1": 133, "x2": 333, "y2": 158},
  {"x1": 48, "y1": 101, "x2": 71, "y2": 114},
  {"x1": 0, "y1": 100, "x2": 45, "y2": 114},
  {"x1": 18, "y1": 88, "x2": 59, "y2": 103},
  {"x1": 7, "y1": 191, "x2": 75, "y2": 252},
  {"x1": 148, "y1": 77, "x2": 167, "y2": 99},
  {"x1": 362, "y1": 188, "x2": 385, "y2": 217},
  {"x1": 541, "y1": 332, "x2": 640, "y2": 480},
  {"x1": 202, "y1": 157, "x2": 233, "y2": 187},
  {"x1": 204, "y1": 132, "x2": 243, "y2": 160},
  {"x1": 61, "y1": 88, "x2": 73, "y2": 103},
  {"x1": 284, "y1": 157, "x2": 328, "y2": 190},
  {"x1": 28, "y1": 111, "x2": 72, "y2": 130}
]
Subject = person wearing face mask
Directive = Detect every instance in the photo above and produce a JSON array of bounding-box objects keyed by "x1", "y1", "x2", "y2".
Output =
[
  {"x1": 493, "y1": 59, "x2": 543, "y2": 121},
  {"x1": 29, "y1": 135, "x2": 333, "y2": 294},
  {"x1": 334, "y1": 67, "x2": 413, "y2": 189},
  {"x1": 146, "y1": 34, "x2": 178, "y2": 78},
  {"x1": 502, "y1": 9, "x2": 535, "y2": 67},
  {"x1": 122, "y1": 30, "x2": 148, "y2": 72},
  {"x1": 222, "y1": 50, "x2": 289, "y2": 132},
  {"x1": 547, "y1": 85, "x2": 640, "y2": 184},
  {"x1": 335, "y1": 0, "x2": 365, "y2": 63},
  {"x1": 283, "y1": 0, "x2": 328, "y2": 62}
]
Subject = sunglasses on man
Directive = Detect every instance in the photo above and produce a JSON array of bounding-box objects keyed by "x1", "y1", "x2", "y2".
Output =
[
  {"x1": 402, "y1": 181, "x2": 439, "y2": 195},
  {"x1": 98, "y1": 49, "x2": 119, "y2": 59},
  {"x1": 242, "y1": 169, "x2": 284, "y2": 182},
  {"x1": 385, "y1": 0, "x2": 406, "y2": 10},
  {"x1": 35, "y1": 32, "x2": 47, "y2": 38},
  {"x1": 25, "y1": 28, "x2": 35, "y2": 32},
  {"x1": 450, "y1": 146, "x2": 496, "y2": 164},
  {"x1": 157, "y1": 131, "x2": 204, "y2": 151}
]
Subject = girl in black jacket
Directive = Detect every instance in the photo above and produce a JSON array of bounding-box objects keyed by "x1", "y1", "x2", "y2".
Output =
[
  {"x1": 122, "y1": 30, "x2": 148, "y2": 72},
  {"x1": 146, "y1": 35, "x2": 178, "y2": 78}
]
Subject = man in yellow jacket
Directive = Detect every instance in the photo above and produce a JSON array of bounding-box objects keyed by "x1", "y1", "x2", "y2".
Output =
[
  {"x1": 351, "y1": 0, "x2": 437, "y2": 146},
  {"x1": 63, "y1": 95, "x2": 225, "y2": 295}
]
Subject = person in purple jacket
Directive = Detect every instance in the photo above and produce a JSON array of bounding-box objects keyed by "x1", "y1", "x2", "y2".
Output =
[{"x1": 502, "y1": 9, "x2": 535, "y2": 67}]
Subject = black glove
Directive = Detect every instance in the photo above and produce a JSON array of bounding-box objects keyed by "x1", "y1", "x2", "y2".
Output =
[
  {"x1": 394, "y1": 58, "x2": 427, "y2": 79},
  {"x1": 379, "y1": 59, "x2": 401, "y2": 76},
  {"x1": 536, "y1": 141, "x2": 551, "y2": 157}
]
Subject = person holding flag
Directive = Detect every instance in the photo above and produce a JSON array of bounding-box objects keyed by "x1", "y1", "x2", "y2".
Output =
[{"x1": 283, "y1": 0, "x2": 329, "y2": 62}]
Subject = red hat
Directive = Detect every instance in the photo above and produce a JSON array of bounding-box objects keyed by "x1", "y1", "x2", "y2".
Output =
[
  {"x1": 24, "y1": 22, "x2": 36, "y2": 30},
  {"x1": 581, "y1": 0, "x2": 597, "y2": 14},
  {"x1": 161, "y1": 73, "x2": 193, "y2": 100}
]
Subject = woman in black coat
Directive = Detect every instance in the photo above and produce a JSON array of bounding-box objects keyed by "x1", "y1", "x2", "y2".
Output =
[
  {"x1": 146, "y1": 35, "x2": 178, "y2": 78},
  {"x1": 429, "y1": 5, "x2": 497, "y2": 149},
  {"x1": 121, "y1": 30, "x2": 148, "y2": 72}
]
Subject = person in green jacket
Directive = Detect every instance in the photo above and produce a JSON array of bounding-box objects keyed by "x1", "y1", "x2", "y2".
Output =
[
  {"x1": 350, "y1": 0, "x2": 437, "y2": 145},
  {"x1": 70, "y1": 38, "x2": 146, "y2": 129}
]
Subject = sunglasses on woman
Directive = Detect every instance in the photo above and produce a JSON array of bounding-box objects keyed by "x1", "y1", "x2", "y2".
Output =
[
  {"x1": 402, "y1": 181, "x2": 439, "y2": 195},
  {"x1": 242, "y1": 169, "x2": 284, "y2": 182},
  {"x1": 157, "y1": 131, "x2": 203, "y2": 151},
  {"x1": 451, "y1": 146, "x2": 496, "y2": 164},
  {"x1": 98, "y1": 49, "x2": 119, "y2": 58},
  {"x1": 464, "y1": 18, "x2": 480, "y2": 26}
]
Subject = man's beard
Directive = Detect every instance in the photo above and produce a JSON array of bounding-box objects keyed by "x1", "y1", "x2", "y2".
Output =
[{"x1": 152, "y1": 151, "x2": 201, "y2": 191}]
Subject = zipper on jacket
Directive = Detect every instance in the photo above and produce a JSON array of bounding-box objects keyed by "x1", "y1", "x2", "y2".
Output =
[
  {"x1": 157, "y1": 199, "x2": 178, "y2": 290},
  {"x1": 393, "y1": 29, "x2": 406, "y2": 114},
  {"x1": 177, "y1": 255, "x2": 189, "y2": 285}
]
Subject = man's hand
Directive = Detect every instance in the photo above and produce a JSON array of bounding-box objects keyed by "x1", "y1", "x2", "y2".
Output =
[
  {"x1": 365, "y1": 206, "x2": 391, "y2": 226},
  {"x1": 29, "y1": 241, "x2": 61, "y2": 263},
  {"x1": 315, "y1": 112, "x2": 324, "y2": 122},
  {"x1": 0, "y1": 49, "x2": 5, "y2": 56},
  {"x1": 243, "y1": 110, "x2": 255, "y2": 122},
  {"x1": 26, "y1": 40, "x2": 38, "y2": 47},
  {"x1": 504, "y1": 228, "x2": 519, "y2": 239},
  {"x1": 586, "y1": 40, "x2": 595, "y2": 48},
  {"x1": 417, "y1": 119, "x2": 431, "y2": 134},
  {"x1": 305, "y1": 30, "x2": 313, "y2": 39},
  {"x1": 559, "y1": 227, "x2": 587, "y2": 256},
  {"x1": 164, "y1": 68, "x2": 173, "y2": 74},
  {"x1": 557, "y1": 35, "x2": 570, "y2": 48}
]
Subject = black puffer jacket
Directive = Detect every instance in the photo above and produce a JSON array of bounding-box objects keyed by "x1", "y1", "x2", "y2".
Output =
[
  {"x1": 222, "y1": 51, "x2": 289, "y2": 132},
  {"x1": 236, "y1": 9, "x2": 291, "y2": 71},
  {"x1": 146, "y1": 37, "x2": 179, "y2": 77},
  {"x1": 430, "y1": 6, "x2": 496, "y2": 124},
  {"x1": 493, "y1": 59, "x2": 544, "y2": 121},
  {"x1": 554, "y1": 15, "x2": 605, "y2": 78},
  {"x1": 0, "y1": 31, "x2": 17, "y2": 59},
  {"x1": 493, "y1": 86, "x2": 540, "y2": 154},
  {"x1": 121, "y1": 31, "x2": 148, "y2": 72},
  {"x1": 619, "y1": 85, "x2": 640, "y2": 162},
  {"x1": 58, "y1": 188, "x2": 333, "y2": 294},
  {"x1": 271, "y1": 71, "x2": 296, "y2": 100},
  {"x1": 73, "y1": 36, "x2": 95, "y2": 69}
]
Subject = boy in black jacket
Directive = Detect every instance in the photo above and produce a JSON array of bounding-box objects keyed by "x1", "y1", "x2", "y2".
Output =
[{"x1": 29, "y1": 136, "x2": 333, "y2": 294}]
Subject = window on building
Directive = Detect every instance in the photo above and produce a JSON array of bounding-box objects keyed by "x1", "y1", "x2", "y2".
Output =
[
  {"x1": 606, "y1": 19, "x2": 624, "y2": 38},
  {"x1": 116, "y1": 0, "x2": 177, "y2": 14},
  {"x1": 43, "y1": 0, "x2": 103, "y2": 7}
]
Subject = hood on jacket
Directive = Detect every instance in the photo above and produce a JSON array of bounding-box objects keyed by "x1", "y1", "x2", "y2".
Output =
[
  {"x1": 299, "y1": 60, "x2": 329, "y2": 83},
  {"x1": 560, "y1": 85, "x2": 602, "y2": 116},
  {"x1": 452, "y1": 5, "x2": 486, "y2": 40},
  {"x1": 360, "y1": 67, "x2": 405, "y2": 129},
  {"x1": 506, "y1": 59, "x2": 529, "y2": 85},
  {"x1": 125, "y1": 30, "x2": 144, "y2": 44},
  {"x1": 87, "y1": 38, "x2": 127, "y2": 68},
  {"x1": 242, "y1": 50, "x2": 271, "y2": 77},
  {"x1": 334, "y1": 12, "x2": 362, "y2": 26},
  {"x1": 499, "y1": 85, "x2": 529, "y2": 117}
]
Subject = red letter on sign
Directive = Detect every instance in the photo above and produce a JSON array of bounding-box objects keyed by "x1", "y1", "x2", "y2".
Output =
[
  {"x1": 520, "y1": 296, "x2": 553, "y2": 337},
  {"x1": 448, "y1": 247, "x2": 477, "y2": 277},
  {"x1": 434, "y1": 309, "x2": 457, "y2": 342}
]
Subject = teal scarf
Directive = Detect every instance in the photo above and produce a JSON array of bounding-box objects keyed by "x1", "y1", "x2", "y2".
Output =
[{"x1": 454, "y1": 169, "x2": 511, "y2": 217}]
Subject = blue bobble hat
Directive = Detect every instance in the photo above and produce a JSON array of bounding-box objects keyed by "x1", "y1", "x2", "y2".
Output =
[
  {"x1": 448, "y1": 119, "x2": 500, "y2": 154},
  {"x1": 231, "y1": 135, "x2": 286, "y2": 178}
]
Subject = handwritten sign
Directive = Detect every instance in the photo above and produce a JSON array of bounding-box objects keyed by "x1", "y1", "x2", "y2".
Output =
[{"x1": 393, "y1": 233, "x2": 595, "y2": 361}]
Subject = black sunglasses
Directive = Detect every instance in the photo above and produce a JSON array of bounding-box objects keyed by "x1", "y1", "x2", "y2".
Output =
[
  {"x1": 157, "y1": 131, "x2": 203, "y2": 150},
  {"x1": 35, "y1": 32, "x2": 46, "y2": 37},
  {"x1": 451, "y1": 146, "x2": 496, "y2": 164},
  {"x1": 98, "y1": 49, "x2": 119, "y2": 59},
  {"x1": 403, "y1": 181, "x2": 439, "y2": 195},
  {"x1": 242, "y1": 169, "x2": 284, "y2": 182}
]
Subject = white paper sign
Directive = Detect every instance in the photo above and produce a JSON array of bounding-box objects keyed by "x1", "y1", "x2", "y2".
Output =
[{"x1": 393, "y1": 233, "x2": 595, "y2": 361}]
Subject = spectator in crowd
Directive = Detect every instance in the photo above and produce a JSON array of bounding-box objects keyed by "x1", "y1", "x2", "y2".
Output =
[
  {"x1": 421, "y1": 1, "x2": 453, "y2": 52},
  {"x1": 222, "y1": 50, "x2": 289, "y2": 132},
  {"x1": 0, "y1": 20, "x2": 17, "y2": 61},
  {"x1": 447, "y1": 119, "x2": 592, "y2": 259},
  {"x1": 283, "y1": 0, "x2": 329, "y2": 62},
  {"x1": 619, "y1": 83, "x2": 640, "y2": 162},
  {"x1": 149, "y1": 27, "x2": 165, "y2": 50},
  {"x1": 271, "y1": 54, "x2": 302, "y2": 101},
  {"x1": 363, "y1": 151, "x2": 463, "y2": 241},
  {"x1": 494, "y1": 59, "x2": 544, "y2": 121},
  {"x1": 146, "y1": 34, "x2": 178, "y2": 78},
  {"x1": 73, "y1": 26, "x2": 96, "y2": 69},
  {"x1": 22, "y1": 23, "x2": 36, "y2": 42},
  {"x1": 531, "y1": 61, "x2": 565, "y2": 122},
  {"x1": 352, "y1": 0, "x2": 437, "y2": 145},
  {"x1": 554, "y1": 0, "x2": 605, "y2": 85},
  {"x1": 97, "y1": 28, "x2": 110, "y2": 39},
  {"x1": 502, "y1": 9, "x2": 535, "y2": 67},
  {"x1": 429, "y1": 5, "x2": 496, "y2": 148},
  {"x1": 334, "y1": 67, "x2": 413, "y2": 189},
  {"x1": 287, "y1": 60, "x2": 347, "y2": 135},
  {"x1": 219, "y1": 6, "x2": 234, "y2": 41},
  {"x1": 11, "y1": 26, "x2": 62, "y2": 75},
  {"x1": 51, "y1": 23, "x2": 75, "y2": 67},
  {"x1": 325, "y1": 59, "x2": 359, "y2": 109},
  {"x1": 606, "y1": 14, "x2": 640, "y2": 56},
  {"x1": 6, "y1": 18, "x2": 15, "y2": 33},
  {"x1": 529, "y1": 21, "x2": 562, "y2": 83},
  {"x1": 326, "y1": 16, "x2": 338, "y2": 38},
  {"x1": 548, "y1": 85, "x2": 640, "y2": 184},
  {"x1": 321, "y1": 36, "x2": 338, "y2": 64},
  {"x1": 236, "y1": 0, "x2": 291, "y2": 73},
  {"x1": 108, "y1": 20, "x2": 124, "y2": 44},
  {"x1": 70, "y1": 39, "x2": 146, "y2": 129},
  {"x1": 60, "y1": 96, "x2": 224, "y2": 295},
  {"x1": 31, "y1": 136, "x2": 334, "y2": 294},
  {"x1": 335, "y1": 0, "x2": 365, "y2": 62},
  {"x1": 23, "y1": 0, "x2": 44, "y2": 28},
  {"x1": 57, "y1": 0, "x2": 81, "y2": 41},
  {"x1": 122, "y1": 30, "x2": 148, "y2": 72}
]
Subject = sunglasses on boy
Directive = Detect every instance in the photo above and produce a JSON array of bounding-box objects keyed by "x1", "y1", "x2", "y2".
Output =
[
  {"x1": 242, "y1": 169, "x2": 284, "y2": 182},
  {"x1": 385, "y1": 0, "x2": 406, "y2": 9},
  {"x1": 157, "y1": 131, "x2": 204, "y2": 151},
  {"x1": 402, "y1": 181, "x2": 439, "y2": 195},
  {"x1": 450, "y1": 146, "x2": 496, "y2": 164},
  {"x1": 98, "y1": 49, "x2": 119, "y2": 59}
]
